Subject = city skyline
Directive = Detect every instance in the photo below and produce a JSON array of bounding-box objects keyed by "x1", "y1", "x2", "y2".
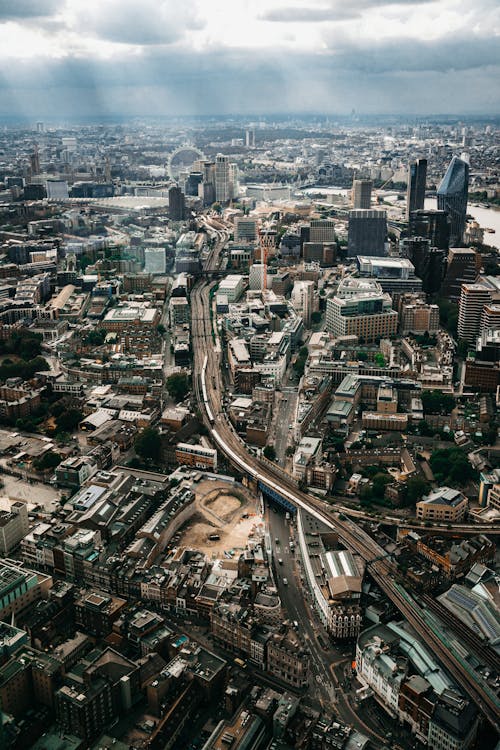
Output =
[{"x1": 0, "y1": 0, "x2": 499, "y2": 117}]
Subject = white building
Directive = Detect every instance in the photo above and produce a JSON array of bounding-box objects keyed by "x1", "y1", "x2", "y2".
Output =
[
  {"x1": 249, "y1": 263, "x2": 266, "y2": 291},
  {"x1": 218, "y1": 274, "x2": 244, "y2": 302},
  {"x1": 144, "y1": 247, "x2": 166, "y2": 275},
  {"x1": 0, "y1": 500, "x2": 29, "y2": 555},
  {"x1": 291, "y1": 280, "x2": 314, "y2": 327},
  {"x1": 45, "y1": 179, "x2": 69, "y2": 200}
]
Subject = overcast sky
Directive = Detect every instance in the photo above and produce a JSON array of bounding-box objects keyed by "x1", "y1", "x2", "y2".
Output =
[{"x1": 0, "y1": 0, "x2": 499, "y2": 118}]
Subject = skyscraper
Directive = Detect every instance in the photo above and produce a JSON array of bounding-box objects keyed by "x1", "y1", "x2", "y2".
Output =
[
  {"x1": 168, "y1": 186, "x2": 185, "y2": 220},
  {"x1": 408, "y1": 209, "x2": 450, "y2": 250},
  {"x1": 348, "y1": 210, "x2": 387, "y2": 257},
  {"x1": 400, "y1": 237, "x2": 446, "y2": 295},
  {"x1": 437, "y1": 156, "x2": 469, "y2": 247},
  {"x1": 352, "y1": 179, "x2": 372, "y2": 209},
  {"x1": 406, "y1": 158, "x2": 427, "y2": 219},
  {"x1": 215, "y1": 154, "x2": 231, "y2": 202}
]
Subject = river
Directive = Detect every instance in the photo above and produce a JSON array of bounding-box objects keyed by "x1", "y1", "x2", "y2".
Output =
[{"x1": 298, "y1": 186, "x2": 500, "y2": 250}]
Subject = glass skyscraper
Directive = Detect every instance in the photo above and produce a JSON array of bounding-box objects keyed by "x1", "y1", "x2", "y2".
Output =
[
  {"x1": 406, "y1": 157, "x2": 427, "y2": 219},
  {"x1": 437, "y1": 156, "x2": 469, "y2": 247}
]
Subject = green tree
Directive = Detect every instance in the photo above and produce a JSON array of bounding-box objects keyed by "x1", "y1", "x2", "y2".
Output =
[
  {"x1": 374, "y1": 353, "x2": 386, "y2": 367},
  {"x1": 166, "y1": 373, "x2": 190, "y2": 402},
  {"x1": 311, "y1": 311, "x2": 322, "y2": 325},
  {"x1": 56, "y1": 408, "x2": 83, "y2": 433},
  {"x1": 85, "y1": 329, "x2": 106, "y2": 346},
  {"x1": 34, "y1": 450, "x2": 62, "y2": 472},
  {"x1": 134, "y1": 427, "x2": 162, "y2": 464},
  {"x1": 421, "y1": 390, "x2": 455, "y2": 415},
  {"x1": 263, "y1": 445, "x2": 276, "y2": 461},
  {"x1": 404, "y1": 476, "x2": 430, "y2": 505}
]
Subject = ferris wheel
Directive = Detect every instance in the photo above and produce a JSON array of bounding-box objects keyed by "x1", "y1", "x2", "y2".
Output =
[{"x1": 167, "y1": 145, "x2": 206, "y2": 179}]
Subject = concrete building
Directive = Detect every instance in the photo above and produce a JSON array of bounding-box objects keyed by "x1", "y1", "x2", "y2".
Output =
[
  {"x1": 297, "y1": 510, "x2": 362, "y2": 639},
  {"x1": 347, "y1": 210, "x2": 387, "y2": 257},
  {"x1": 218, "y1": 274, "x2": 244, "y2": 302},
  {"x1": 416, "y1": 487, "x2": 468, "y2": 523},
  {"x1": 457, "y1": 276, "x2": 500, "y2": 343},
  {"x1": 291, "y1": 279, "x2": 314, "y2": 327},
  {"x1": 310, "y1": 219, "x2": 336, "y2": 243},
  {"x1": 144, "y1": 247, "x2": 166, "y2": 275},
  {"x1": 326, "y1": 292, "x2": 398, "y2": 342},
  {"x1": 352, "y1": 179, "x2": 372, "y2": 209},
  {"x1": 357, "y1": 256, "x2": 422, "y2": 294},
  {"x1": 0, "y1": 500, "x2": 29, "y2": 555},
  {"x1": 234, "y1": 217, "x2": 258, "y2": 242}
]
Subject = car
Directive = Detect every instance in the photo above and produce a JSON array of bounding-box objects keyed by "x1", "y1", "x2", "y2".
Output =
[
  {"x1": 283, "y1": 577, "x2": 288, "y2": 585},
  {"x1": 278, "y1": 558, "x2": 283, "y2": 565}
]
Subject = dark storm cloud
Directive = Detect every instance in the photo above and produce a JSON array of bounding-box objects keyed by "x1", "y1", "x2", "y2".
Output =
[
  {"x1": 0, "y1": 0, "x2": 59, "y2": 20},
  {"x1": 0, "y1": 32, "x2": 498, "y2": 117}
]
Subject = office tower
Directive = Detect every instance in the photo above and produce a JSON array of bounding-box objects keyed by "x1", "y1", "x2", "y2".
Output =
[
  {"x1": 36, "y1": 121, "x2": 44, "y2": 132},
  {"x1": 437, "y1": 156, "x2": 469, "y2": 247},
  {"x1": 326, "y1": 290, "x2": 397, "y2": 341},
  {"x1": 310, "y1": 219, "x2": 336, "y2": 243},
  {"x1": 245, "y1": 129, "x2": 255, "y2": 148},
  {"x1": 215, "y1": 154, "x2": 231, "y2": 202},
  {"x1": 249, "y1": 262, "x2": 266, "y2": 290},
  {"x1": 406, "y1": 158, "x2": 427, "y2": 219},
  {"x1": 45, "y1": 179, "x2": 68, "y2": 199},
  {"x1": 30, "y1": 145, "x2": 40, "y2": 176},
  {"x1": 347, "y1": 210, "x2": 387, "y2": 257},
  {"x1": 408, "y1": 209, "x2": 450, "y2": 250},
  {"x1": 235, "y1": 217, "x2": 258, "y2": 242},
  {"x1": 400, "y1": 237, "x2": 446, "y2": 295},
  {"x1": 144, "y1": 248, "x2": 166, "y2": 275},
  {"x1": 458, "y1": 276, "x2": 500, "y2": 343},
  {"x1": 291, "y1": 280, "x2": 314, "y2": 327},
  {"x1": 352, "y1": 179, "x2": 372, "y2": 209},
  {"x1": 168, "y1": 185, "x2": 185, "y2": 220},
  {"x1": 441, "y1": 247, "x2": 482, "y2": 301},
  {"x1": 356, "y1": 256, "x2": 422, "y2": 294},
  {"x1": 185, "y1": 171, "x2": 203, "y2": 196},
  {"x1": 229, "y1": 162, "x2": 239, "y2": 199}
]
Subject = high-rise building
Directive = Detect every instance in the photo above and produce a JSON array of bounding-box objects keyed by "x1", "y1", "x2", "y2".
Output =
[
  {"x1": 400, "y1": 237, "x2": 446, "y2": 295},
  {"x1": 409, "y1": 209, "x2": 450, "y2": 250},
  {"x1": 291, "y1": 280, "x2": 315, "y2": 327},
  {"x1": 457, "y1": 276, "x2": 500, "y2": 343},
  {"x1": 442, "y1": 247, "x2": 482, "y2": 301},
  {"x1": 352, "y1": 179, "x2": 372, "y2": 209},
  {"x1": 348, "y1": 210, "x2": 387, "y2": 257},
  {"x1": 249, "y1": 262, "x2": 266, "y2": 290},
  {"x1": 406, "y1": 158, "x2": 427, "y2": 219},
  {"x1": 144, "y1": 248, "x2": 166, "y2": 275},
  {"x1": 437, "y1": 156, "x2": 469, "y2": 247},
  {"x1": 310, "y1": 219, "x2": 336, "y2": 243},
  {"x1": 234, "y1": 217, "x2": 258, "y2": 242},
  {"x1": 215, "y1": 154, "x2": 232, "y2": 202},
  {"x1": 30, "y1": 145, "x2": 40, "y2": 176},
  {"x1": 326, "y1": 290, "x2": 397, "y2": 342},
  {"x1": 168, "y1": 185, "x2": 185, "y2": 220}
]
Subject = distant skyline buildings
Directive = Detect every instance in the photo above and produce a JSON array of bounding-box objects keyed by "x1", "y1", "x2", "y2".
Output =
[{"x1": 437, "y1": 156, "x2": 470, "y2": 247}]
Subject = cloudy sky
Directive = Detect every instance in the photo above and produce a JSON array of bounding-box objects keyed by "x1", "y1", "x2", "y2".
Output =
[{"x1": 0, "y1": 0, "x2": 499, "y2": 118}]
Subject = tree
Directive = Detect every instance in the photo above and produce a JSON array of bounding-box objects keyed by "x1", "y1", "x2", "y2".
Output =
[
  {"x1": 421, "y1": 390, "x2": 455, "y2": 415},
  {"x1": 166, "y1": 373, "x2": 190, "y2": 402},
  {"x1": 429, "y1": 448, "x2": 475, "y2": 486},
  {"x1": 263, "y1": 445, "x2": 276, "y2": 461},
  {"x1": 357, "y1": 351, "x2": 368, "y2": 361},
  {"x1": 404, "y1": 476, "x2": 430, "y2": 505},
  {"x1": 85, "y1": 329, "x2": 106, "y2": 346},
  {"x1": 134, "y1": 427, "x2": 162, "y2": 464},
  {"x1": 374, "y1": 353, "x2": 386, "y2": 367},
  {"x1": 34, "y1": 450, "x2": 62, "y2": 472},
  {"x1": 311, "y1": 311, "x2": 322, "y2": 325},
  {"x1": 372, "y1": 472, "x2": 391, "y2": 498},
  {"x1": 56, "y1": 409, "x2": 83, "y2": 433},
  {"x1": 157, "y1": 324, "x2": 166, "y2": 336}
]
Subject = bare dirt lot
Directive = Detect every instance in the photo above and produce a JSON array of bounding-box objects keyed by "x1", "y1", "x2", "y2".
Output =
[{"x1": 175, "y1": 479, "x2": 263, "y2": 557}]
